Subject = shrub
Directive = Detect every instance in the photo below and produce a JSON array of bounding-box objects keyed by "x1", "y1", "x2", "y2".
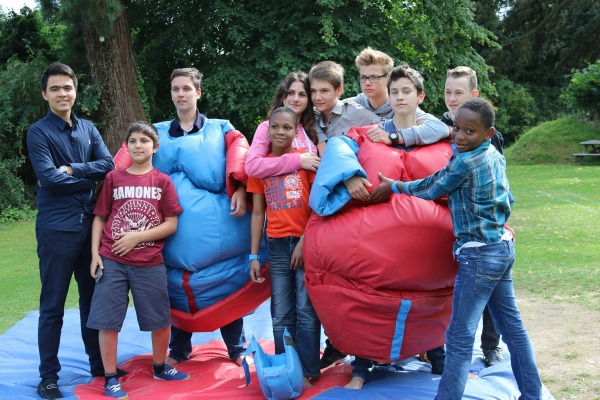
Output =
[
  {"x1": 492, "y1": 76, "x2": 538, "y2": 145},
  {"x1": 562, "y1": 60, "x2": 600, "y2": 121}
]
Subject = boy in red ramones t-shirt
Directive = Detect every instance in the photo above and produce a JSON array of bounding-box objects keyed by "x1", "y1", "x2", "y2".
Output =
[{"x1": 87, "y1": 121, "x2": 189, "y2": 400}]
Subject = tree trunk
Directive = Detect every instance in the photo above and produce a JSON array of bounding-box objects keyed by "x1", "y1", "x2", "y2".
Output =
[{"x1": 82, "y1": 4, "x2": 146, "y2": 155}]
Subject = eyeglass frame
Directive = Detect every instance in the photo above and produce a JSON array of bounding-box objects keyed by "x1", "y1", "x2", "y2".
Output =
[{"x1": 358, "y1": 74, "x2": 388, "y2": 83}]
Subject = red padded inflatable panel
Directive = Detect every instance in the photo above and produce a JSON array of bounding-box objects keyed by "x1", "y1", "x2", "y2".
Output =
[{"x1": 304, "y1": 127, "x2": 457, "y2": 363}]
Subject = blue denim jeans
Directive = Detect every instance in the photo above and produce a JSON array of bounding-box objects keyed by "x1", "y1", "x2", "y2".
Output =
[
  {"x1": 268, "y1": 236, "x2": 321, "y2": 378},
  {"x1": 435, "y1": 240, "x2": 542, "y2": 400}
]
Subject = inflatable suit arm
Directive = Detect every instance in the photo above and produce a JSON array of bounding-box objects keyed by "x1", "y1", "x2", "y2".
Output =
[
  {"x1": 113, "y1": 141, "x2": 132, "y2": 171},
  {"x1": 225, "y1": 129, "x2": 250, "y2": 198},
  {"x1": 308, "y1": 135, "x2": 366, "y2": 216}
]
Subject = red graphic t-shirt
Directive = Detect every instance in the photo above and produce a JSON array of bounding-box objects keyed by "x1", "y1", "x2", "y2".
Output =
[{"x1": 94, "y1": 168, "x2": 183, "y2": 266}]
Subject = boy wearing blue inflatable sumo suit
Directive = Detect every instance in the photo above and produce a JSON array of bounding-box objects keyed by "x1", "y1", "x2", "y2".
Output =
[
  {"x1": 162, "y1": 68, "x2": 249, "y2": 367},
  {"x1": 379, "y1": 98, "x2": 543, "y2": 400}
]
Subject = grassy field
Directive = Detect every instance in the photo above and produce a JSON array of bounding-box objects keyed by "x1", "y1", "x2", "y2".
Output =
[
  {"x1": 506, "y1": 164, "x2": 599, "y2": 309},
  {"x1": 0, "y1": 219, "x2": 79, "y2": 333},
  {"x1": 0, "y1": 164, "x2": 598, "y2": 333}
]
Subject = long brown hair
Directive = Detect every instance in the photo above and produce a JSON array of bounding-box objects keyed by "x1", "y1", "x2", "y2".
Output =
[{"x1": 266, "y1": 71, "x2": 317, "y2": 145}]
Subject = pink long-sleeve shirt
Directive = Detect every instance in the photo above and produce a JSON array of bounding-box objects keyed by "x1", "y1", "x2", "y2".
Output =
[{"x1": 245, "y1": 120, "x2": 318, "y2": 178}]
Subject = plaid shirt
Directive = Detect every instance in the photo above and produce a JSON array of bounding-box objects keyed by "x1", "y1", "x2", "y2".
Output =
[{"x1": 401, "y1": 141, "x2": 514, "y2": 252}]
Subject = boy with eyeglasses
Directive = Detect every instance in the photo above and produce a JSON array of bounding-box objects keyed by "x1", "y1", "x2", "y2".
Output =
[
  {"x1": 345, "y1": 47, "x2": 447, "y2": 149},
  {"x1": 310, "y1": 60, "x2": 380, "y2": 156}
]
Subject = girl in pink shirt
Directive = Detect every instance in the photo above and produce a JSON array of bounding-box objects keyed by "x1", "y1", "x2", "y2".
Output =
[{"x1": 245, "y1": 71, "x2": 320, "y2": 178}]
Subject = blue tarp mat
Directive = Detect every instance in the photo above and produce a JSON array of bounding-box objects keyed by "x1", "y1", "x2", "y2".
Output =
[{"x1": 0, "y1": 301, "x2": 553, "y2": 399}]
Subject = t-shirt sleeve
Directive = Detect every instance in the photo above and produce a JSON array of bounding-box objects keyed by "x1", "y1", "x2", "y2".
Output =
[
  {"x1": 160, "y1": 175, "x2": 183, "y2": 217},
  {"x1": 246, "y1": 176, "x2": 265, "y2": 194},
  {"x1": 93, "y1": 172, "x2": 113, "y2": 216}
]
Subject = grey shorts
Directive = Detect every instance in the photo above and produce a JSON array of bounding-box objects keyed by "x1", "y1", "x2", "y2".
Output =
[{"x1": 87, "y1": 257, "x2": 170, "y2": 332}]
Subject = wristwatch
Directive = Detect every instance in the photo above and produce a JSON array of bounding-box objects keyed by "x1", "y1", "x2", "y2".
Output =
[
  {"x1": 58, "y1": 165, "x2": 68, "y2": 174},
  {"x1": 389, "y1": 131, "x2": 400, "y2": 146},
  {"x1": 248, "y1": 254, "x2": 260, "y2": 262}
]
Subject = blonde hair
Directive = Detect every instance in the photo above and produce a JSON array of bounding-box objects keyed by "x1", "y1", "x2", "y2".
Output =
[
  {"x1": 355, "y1": 47, "x2": 394, "y2": 75},
  {"x1": 446, "y1": 66, "x2": 477, "y2": 91}
]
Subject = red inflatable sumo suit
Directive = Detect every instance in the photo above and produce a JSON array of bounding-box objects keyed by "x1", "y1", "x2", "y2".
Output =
[{"x1": 305, "y1": 127, "x2": 458, "y2": 363}]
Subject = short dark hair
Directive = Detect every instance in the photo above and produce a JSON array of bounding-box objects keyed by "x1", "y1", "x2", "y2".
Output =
[
  {"x1": 388, "y1": 64, "x2": 424, "y2": 94},
  {"x1": 41, "y1": 63, "x2": 77, "y2": 92},
  {"x1": 270, "y1": 106, "x2": 298, "y2": 127},
  {"x1": 308, "y1": 61, "x2": 344, "y2": 89},
  {"x1": 125, "y1": 121, "x2": 160, "y2": 148},
  {"x1": 170, "y1": 68, "x2": 203, "y2": 89},
  {"x1": 459, "y1": 98, "x2": 495, "y2": 129}
]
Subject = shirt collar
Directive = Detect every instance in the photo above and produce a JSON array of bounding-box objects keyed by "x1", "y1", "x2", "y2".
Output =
[
  {"x1": 46, "y1": 110, "x2": 77, "y2": 131},
  {"x1": 169, "y1": 110, "x2": 206, "y2": 137}
]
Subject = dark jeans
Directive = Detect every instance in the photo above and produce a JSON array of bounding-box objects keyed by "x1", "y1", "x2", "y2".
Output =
[
  {"x1": 426, "y1": 345, "x2": 446, "y2": 375},
  {"x1": 169, "y1": 318, "x2": 246, "y2": 361},
  {"x1": 37, "y1": 218, "x2": 102, "y2": 380},
  {"x1": 481, "y1": 305, "x2": 501, "y2": 350}
]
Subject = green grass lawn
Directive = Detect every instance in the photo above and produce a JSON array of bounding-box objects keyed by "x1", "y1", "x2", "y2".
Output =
[
  {"x1": 0, "y1": 165, "x2": 598, "y2": 333},
  {"x1": 0, "y1": 219, "x2": 80, "y2": 333},
  {"x1": 507, "y1": 164, "x2": 600, "y2": 308}
]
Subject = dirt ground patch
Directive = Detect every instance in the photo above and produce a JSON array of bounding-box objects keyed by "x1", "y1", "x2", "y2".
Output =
[{"x1": 516, "y1": 291, "x2": 600, "y2": 399}]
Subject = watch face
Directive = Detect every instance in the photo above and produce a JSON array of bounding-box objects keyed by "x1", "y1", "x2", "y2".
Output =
[{"x1": 390, "y1": 132, "x2": 399, "y2": 140}]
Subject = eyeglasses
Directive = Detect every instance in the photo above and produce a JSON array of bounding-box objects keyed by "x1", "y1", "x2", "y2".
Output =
[{"x1": 358, "y1": 74, "x2": 387, "y2": 83}]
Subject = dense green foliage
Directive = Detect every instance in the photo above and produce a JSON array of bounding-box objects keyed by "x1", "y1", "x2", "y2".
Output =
[
  {"x1": 128, "y1": 0, "x2": 495, "y2": 136},
  {"x1": 505, "y1": 117, "x2": 600, "y2": 165},
  {"x1": 485, "y1": 0, "x2": 599, "y2": 124},
  {"x1": 561, "y1": 60, "x2": 600, "y2": 121},
  {"x1": 491, "y1": 76, "x2": 538, "y2": 143}
]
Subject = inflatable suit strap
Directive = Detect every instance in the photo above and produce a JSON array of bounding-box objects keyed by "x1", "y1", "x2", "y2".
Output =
[{"x1": 243, "y1": 328, "x2": 303, "y2": 400}]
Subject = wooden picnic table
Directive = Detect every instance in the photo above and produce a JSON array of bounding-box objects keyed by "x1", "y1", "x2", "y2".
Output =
[{"x1": 573, "y1": 140, "x2": 600, "y2": 164}]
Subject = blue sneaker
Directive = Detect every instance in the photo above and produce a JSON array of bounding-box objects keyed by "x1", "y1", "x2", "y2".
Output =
[
  {"x1": 104, "y1": 377, "x2": 128, "y2": 400},
  {"x1": 153, "y1": 364, "x2": 190, "y2": 381}
]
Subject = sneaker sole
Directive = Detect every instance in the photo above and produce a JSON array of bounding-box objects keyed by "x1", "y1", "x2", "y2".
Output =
[{"x1": 153, "y1": 375, "x2": 191, "y2": 381}]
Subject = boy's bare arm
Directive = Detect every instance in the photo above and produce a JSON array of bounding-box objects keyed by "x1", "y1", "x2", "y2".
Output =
[{"x1": 249, "y1": 193, "x2": 266, "y2": 283}]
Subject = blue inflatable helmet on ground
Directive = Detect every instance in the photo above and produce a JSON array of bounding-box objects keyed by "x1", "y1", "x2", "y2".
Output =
[{"x1": 243, "y1": 328, "x2": 303, "y2": 400}]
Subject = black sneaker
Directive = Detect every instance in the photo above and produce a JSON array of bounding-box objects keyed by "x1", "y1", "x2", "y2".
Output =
[
  {"x1": 483, "y1": 347, "x2": 504, "y2": 367},
  {"x1": 37, "y1": 379, "x2": 63, "y2": 399},
  {"x1": 319, "y1": 339, "x2": 347, "y2": 369},
  {"x1": 91, "y1": 367, "x2": 129, "y2": 378}
]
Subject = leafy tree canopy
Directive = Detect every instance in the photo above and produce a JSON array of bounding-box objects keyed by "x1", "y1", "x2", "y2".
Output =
[{"x1": 128, "y1": 0, "x2": 497, "y2": 136}]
